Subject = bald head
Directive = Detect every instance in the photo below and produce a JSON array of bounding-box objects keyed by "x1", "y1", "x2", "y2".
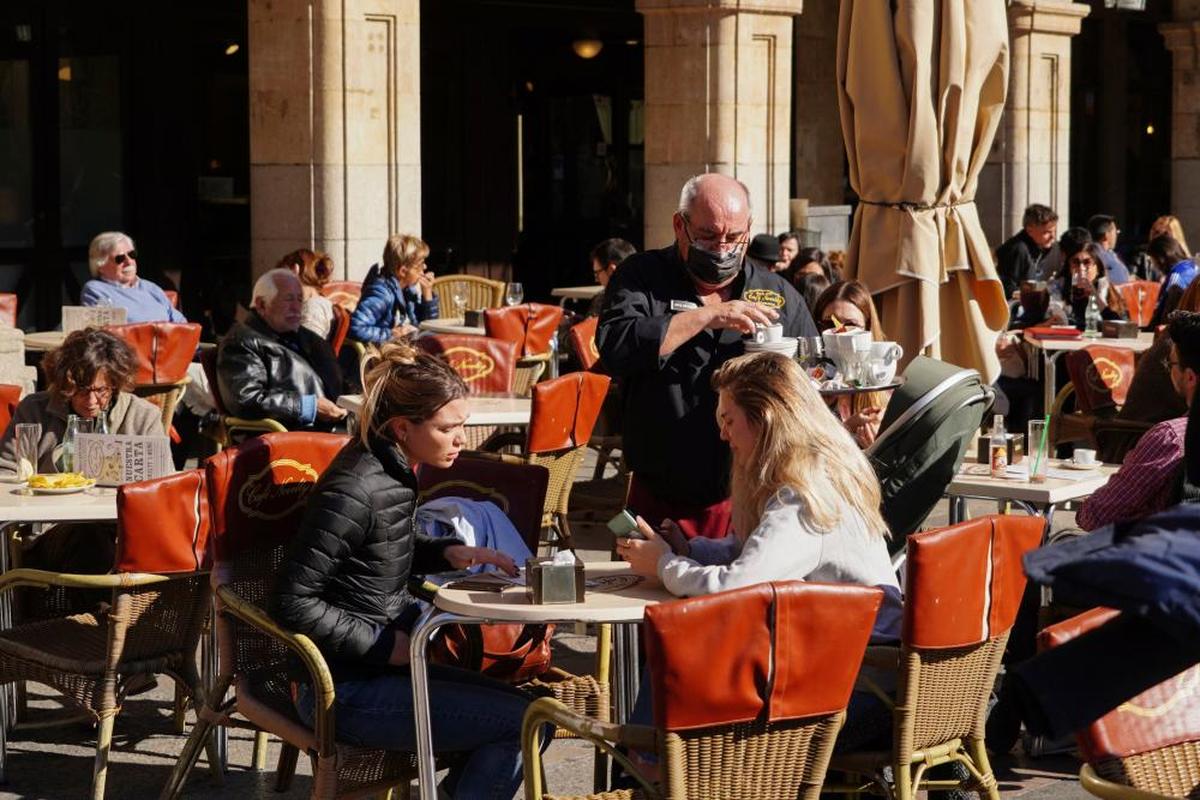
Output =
[
  {"x1": 672, "y1": 175, "x2": 753, "y2": 286},
  {"x1": 678, "y1": 173, "x2": 752, "y2": 219}
]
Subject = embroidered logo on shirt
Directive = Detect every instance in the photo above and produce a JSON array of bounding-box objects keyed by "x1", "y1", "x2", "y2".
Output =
[{"x1": 744, "y1": 289, "x2": 785, "y2": 309}]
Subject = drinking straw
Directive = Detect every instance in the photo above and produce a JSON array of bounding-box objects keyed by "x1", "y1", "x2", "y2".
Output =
[{"x1": 1032, "y1": 412, "x2": 1051, "y2": 477}]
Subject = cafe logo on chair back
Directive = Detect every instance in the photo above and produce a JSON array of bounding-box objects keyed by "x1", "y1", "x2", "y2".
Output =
[
  {"x1": 744, "y1": 288, "x2": 785, "y2": 310},
  {"x1": 237, "y1": 458, "x2": 320, "y2": 520},
  {"x1": 1085, "y1": 357, "x2": 1124, "y2": 396},
  {"x1": 444, "y1": 346, "x2": 495, "y2": 383}
]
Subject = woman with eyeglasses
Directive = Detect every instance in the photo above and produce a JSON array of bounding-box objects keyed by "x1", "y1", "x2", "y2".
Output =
[
  {"x1": 277, "y1": 248, "x2": 337, "y2": 339},
  {"x1": 349, "y1": 234, "x2": 440, "y2": 344},
  {"x1": 80, "y1": 232, "x2": 187, "y2": 323},
  {"x1": 811, "y1": 281, "x2": 890, "y2": 448},
  {"x1": 1060, "y1": 241, "x2": 1124, "y2": 329}
]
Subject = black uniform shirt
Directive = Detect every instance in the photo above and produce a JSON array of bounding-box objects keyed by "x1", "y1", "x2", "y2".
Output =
[{"x1": 596, "y1": 244, "x2": 818, "y2": 507}]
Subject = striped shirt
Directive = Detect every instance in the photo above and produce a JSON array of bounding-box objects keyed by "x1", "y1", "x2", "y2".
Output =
[{"x1": 1077, "y1": 417, "x2": 1187, "y2": 532}]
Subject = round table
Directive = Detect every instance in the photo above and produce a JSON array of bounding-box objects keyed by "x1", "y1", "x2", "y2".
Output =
[
  {"x1": 23, "y1": 331, "x2": 67, "y2": 353},
  {"x1": 418, "y1": 318, "x2": 485, "y2": 336}
]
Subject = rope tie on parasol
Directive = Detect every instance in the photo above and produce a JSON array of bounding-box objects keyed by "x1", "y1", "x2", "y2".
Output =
[{"x1": 857, "y1": 199, "x2": 973, "y2": 212}]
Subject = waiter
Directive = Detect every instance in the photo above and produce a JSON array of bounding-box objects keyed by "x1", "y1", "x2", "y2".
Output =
[{"x1": 597, "y1": 173, "x2": 817, "y2": 539}]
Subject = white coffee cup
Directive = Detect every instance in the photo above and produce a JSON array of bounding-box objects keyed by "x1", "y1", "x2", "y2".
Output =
[
  {"x1": 1073, "y1": 448, "x2": 1097, "y2": 466},
  {"x1": 867, "y1": 342, "x2": 904, "y2": 384},
  {"x1": 752, "y1": 323, "x2": 784, "y2": 344},
  {"x1": 821, "y1": 329, "x2": 873, "y2": 375}
]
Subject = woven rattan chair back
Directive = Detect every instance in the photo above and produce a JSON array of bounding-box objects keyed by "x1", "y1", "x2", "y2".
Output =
[
  {"x1": 431, "y1": 274, "x2": 504, "y2": 318},
  {"x1": 648, "y1": 582, "x2": 882, "y2": 800},
  {"x1": 1042, "y1": 608, "x2": 1200, "y2": 799}
]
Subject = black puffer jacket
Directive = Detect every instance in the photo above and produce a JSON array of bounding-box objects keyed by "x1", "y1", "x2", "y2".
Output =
[
  {"x1": 216, "y1": 311, "x2": 342, "y2": 429},
  {"x1": 271, "y1": 435, "x2": 460, "y2": 680}
]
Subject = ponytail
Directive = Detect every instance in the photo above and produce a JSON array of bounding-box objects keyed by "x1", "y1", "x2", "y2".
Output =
[{"x1": 358, "y1": 340, "x2": 467, "y2": 446}]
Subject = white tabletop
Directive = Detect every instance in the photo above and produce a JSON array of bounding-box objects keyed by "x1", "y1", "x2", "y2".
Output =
[
  {"x1": 434, "y1": 562, "x2": 672, "y2": 623},
  {"x1": 1021, "y1": 330, "x2": 1154, "y2": 354},
  {"x1": 551, "y1": 286, "x2": 603, "y2": 301},
  {"x1": 418, "y1": 319, "x2": 486, "y2": 336},
  {"x1": 947, "y1": 460, "x2": 1115, "y2": 505},
  {"x1": 23, "y1": 331, "x2": 67, "y2": 352},
  {"x1": 0, "y1": 485, "x2": 118, "y2": 523},
  {"x1": 337, "y1": 393, "x2": 531, "y2": 427}
]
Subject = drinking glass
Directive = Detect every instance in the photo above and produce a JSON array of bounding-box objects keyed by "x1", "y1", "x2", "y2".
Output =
[
  {"x1": 505, "y1": 282, "x2": 524, "y2": 306},
  {"x1": 451, "y1": 288, "x2": 468, "y2": 319},
  {"x1": 14, "y1": 423, "x2": 40, "y2": 481},
  {"x1": 1027, "y1": 419, "x2": 1048, "y2": 483}
]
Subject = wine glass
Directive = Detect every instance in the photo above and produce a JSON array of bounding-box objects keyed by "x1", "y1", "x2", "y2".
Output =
[
  {"x1": 505, "y1": 282, "x2": 524, "y2": 307},
  {"x1": 451, "y1": 288, "x2": 468, "y2": 320}
]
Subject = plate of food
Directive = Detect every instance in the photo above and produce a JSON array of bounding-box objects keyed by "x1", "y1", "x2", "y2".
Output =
[{"x1": 26, "y1": 473, "x2": 96, "y2": 494}]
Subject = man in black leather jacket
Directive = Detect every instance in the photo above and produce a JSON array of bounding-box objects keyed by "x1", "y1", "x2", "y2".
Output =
[{"x1": 216, "y1": 268, "x2": 346, "y2": 429}]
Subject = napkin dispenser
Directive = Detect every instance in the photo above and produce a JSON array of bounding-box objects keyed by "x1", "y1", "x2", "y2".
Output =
[
  {"x1": 525, "y1": 555, "x2": 585, "y2": 604},
  {"x1": 976, "y1": 433, "x2": 1025, "y2": 465},
  {"x1": 1102, "y1": 320, "x2": 1139, "y2": 339},
  {"x1": 464, "y1": 309, "x2": 485, "y2": 327}
]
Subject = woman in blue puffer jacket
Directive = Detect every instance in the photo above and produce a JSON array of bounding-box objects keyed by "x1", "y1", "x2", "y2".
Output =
[{"x1": 349, "y1": 234, "x2": 439, "y2": 343}]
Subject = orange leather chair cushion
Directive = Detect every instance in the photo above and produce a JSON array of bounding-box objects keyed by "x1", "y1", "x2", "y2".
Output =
[
  {"x1": 106, "y1": 322, "x2": 202, "y2": 384},
  {"x1": 569, "y1": 317, "x2": 601, "y2": 371},
  {"x1": 329, "y1": 304, "x2": 351, "y2": 353},
  {"x1": 484, "y1": 304, "x2": 564, "y2": 356},
  {"x1": 418, "y1": 454, "x2": 550, "y2": 552},
  {"x1": 0, "y1": 384, "x2": 20, "y2": 435},
  {"x1": 115, "y1": 469, "x2": 210, "y2": 573},
  {"x1": 415, "y1": 335, "x2": 517, "y2": 395},
  {"x1": 1065, "y1": 346, "x2": 1137, "y2": 414},
  {"x1": 1116, "y1": 280, "x2": 1160, "y2": 326},
  {"x1": 904, "y1": 515, "x2": 1043, "y2": 649},
  {"x1": 1041, "y1": 608, "x2": 1200, "y2": 762},
  {"x1": 0, "y1": 293, "x2": 16, "y2": 328},
  {"x1": 646, "y1": 581, "x2": 882, "y2": 731},
  {"x1": 206, "y1": 432, "x2": 349, "y2": 561},
  {"x1": 322, "y1": 281, "x2": 363, "y2": 312},
  {"x1": 527, "y1": 372, "x2": 610, "y2": 454}
]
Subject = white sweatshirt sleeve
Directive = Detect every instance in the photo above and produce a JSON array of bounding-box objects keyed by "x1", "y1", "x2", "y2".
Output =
[{"x1": 656, "y1": 493, "x2": 822, "y2": 597}]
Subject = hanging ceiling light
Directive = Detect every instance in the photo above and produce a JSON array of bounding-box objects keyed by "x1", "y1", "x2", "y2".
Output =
[{"x1": 572, "y1": 39, "x2": 603, "y2": 59}]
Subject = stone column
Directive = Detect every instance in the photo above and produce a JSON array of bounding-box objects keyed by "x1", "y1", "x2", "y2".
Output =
[
  {"x1": 792, "y1": 2, "x2": 843, "y2": 208},
  {"x1": 978, "y1": 0, "x2": 1089, "y2": 245},
  {"x1": 248, "y1": 0, "x2": 421, "y2": 281},
  {"x1": 1161, "y1": 11, "x2": 1200, "y2": 245},
  {"x1": 636, "y1": 0, "x2": 805, "y2": 248}
]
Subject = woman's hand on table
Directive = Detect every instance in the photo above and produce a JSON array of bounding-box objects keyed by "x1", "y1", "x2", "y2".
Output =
[
  {"x1": 615, "y1": 516, "x2": 673, "y2": 577},
  {"x1": 444, "y1": 545, "x2": 519, "y2": 576}
]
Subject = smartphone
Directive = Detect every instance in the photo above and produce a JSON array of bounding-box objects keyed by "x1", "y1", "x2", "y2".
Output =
[{"x1": 607, "y1": 509, "x2": 644, "y2": 539}]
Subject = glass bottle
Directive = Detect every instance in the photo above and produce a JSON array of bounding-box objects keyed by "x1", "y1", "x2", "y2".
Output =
[
  {"x1": 95, "y1": 410, "x2": 109, "y2": 435},
  {"x1": 62, "y1": 414, "x2": 79, "y2": 473},
  {"x1": 1084, "y1": 293, "x2": 1102, "y2": 338},
  {"x1": 989, "y1": 414, "x2": 1008, "y2": 479}
]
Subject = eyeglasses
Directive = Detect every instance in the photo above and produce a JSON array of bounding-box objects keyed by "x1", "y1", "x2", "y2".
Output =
[
  {"x1": 681, "y1": 214, "x2": 748, "y2": 253},
  {"x1": 1069, "y1": 257, "x2": 1095, "y2": 267},
  {"x1": 72, "y1": 384, "x2": 113, "y2": 401},
  {"x1": 113, "y1": 250, "x2": 138, "y2": 265}
]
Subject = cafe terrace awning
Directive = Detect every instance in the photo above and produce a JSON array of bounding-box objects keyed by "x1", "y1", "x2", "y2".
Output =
[{"x1": 836, "y1": 0, "x2": 1011, "y2": 382}]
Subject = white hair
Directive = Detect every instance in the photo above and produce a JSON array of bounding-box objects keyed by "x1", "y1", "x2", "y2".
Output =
[
  {"x1": 87, "y1": 232, "x2": 134, "y2": 277},
  {"x1": 252, "y1": 268, "x2": 301, "y2": 305},
  {"x1": 677, "y1": 173, "x2": 753, "y2": 216}
]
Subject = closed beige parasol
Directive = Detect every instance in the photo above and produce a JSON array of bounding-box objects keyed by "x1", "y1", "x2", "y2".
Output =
[{"x1": 836, "y1": 0, "x2": 1010, "y2": 382}]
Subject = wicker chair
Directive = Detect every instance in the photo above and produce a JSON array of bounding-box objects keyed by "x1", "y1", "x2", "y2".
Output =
[
  {"x1": 321, "y1": 281, "x2": 363, "y2": 312},
  {"x1": 567, "y1": 317, "x2": 623, "y2": 479},
  {"x1": 471, "y1": 372, "x2": 609, "y2": 550},
  {"x1": 484, "y1": 303, "x2": 565, "y2": 395},
  {"x1": 199, "y1": 347, "x2": 287, "y2": 450},
  {"x1": 1116, "y1": 280, "x2": 1161, "y2": 328},
  {"x1": 829, "y1": 514, "x2": 1044, "y2": 800},
  {"x1": 159, "y1": 432, "x2": 437, "y2": 800},
  {"x1": 1048, "y1": 345, "x2": 1142, "y2": 449},
  {"x1": 0, "y1": 470, "x2": 215, "y2": 799},
  {"x1": 106, "y1": 322, "x2": 203, "y2": 436},
  {"x1": 523, "y1": 581, "x2": 883, "y2": 800},
  {"x1": 1039, "y1": 608, "x2": 1200, "y2": 800},
  {"x1": 431, "y1": 274, "x2": 505, "y2": 318},
  {"x1": 328, "y1": 303, "x2": 351, "y2": 355}
]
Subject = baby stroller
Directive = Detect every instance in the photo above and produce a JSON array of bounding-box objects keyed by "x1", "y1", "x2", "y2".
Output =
[{"x1": 867, "y1": 356, "x2": 994, "y2": 553}]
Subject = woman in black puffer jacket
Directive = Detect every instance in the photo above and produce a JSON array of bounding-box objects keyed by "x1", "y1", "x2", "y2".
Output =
[{"x1": 271, "y1": 340, "x2": 531, "y2": 800}]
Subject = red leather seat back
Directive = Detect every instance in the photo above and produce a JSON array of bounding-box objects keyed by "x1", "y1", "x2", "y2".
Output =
[
  {"x1": 904, "y1": 515, "x2": 1043, "y2": 649},
  {"x1": 417, "y1": 455, "x2": 549, "y2": 551},
  {"x1": 0, "y1": 293, "x2": 17, "y2": 328},
  {"x1": 646, "y1": 581, "x2": 882, "y2": 731},
  {"x1": 0, "y1": 384, "x2": 21, "y2": 435},
  {"x1": 484, "y1": 303, "x2": 565, "y2": 357},
  {"x1": 329, "y1": 303, "x2": 351, "y2": 354},
  {"x1": 163, "y1": 289, "x2": 179, "y2": 309},
  {"x1": 115, "y1": 469, "x2": 210, "y2": 573},
  {"x1": 1116, "y1": 280, "x2": 1160, "y2": 326},
  {"x1": 205, "y1": 432, "x2": 349, "y2": 562},
  {"x1": 1065, "y1": 346, "x2": 1137, "y2": 414},
  {"x1": 569, "y1": 317, "x2": 601, "y2": 371},
  {"x1": 1040, "y1": 608, "x2": 1200, "y2": 764},
  {"x1": 322, "y1": 281, "x2": 362, "y2": 312},
  {"x1": 105, "y1": 322, "x2": 202, "y2": 384},
  {"x1": 527, "y1": 371, "x2": 610, "y2": 454},
  {"x1": 415, "y1": 335, "x2": 517, "y2": 395}
]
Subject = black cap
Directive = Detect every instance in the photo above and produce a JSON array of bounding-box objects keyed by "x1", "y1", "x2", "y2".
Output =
[{"x1": 747, "y1": 233, "x2": 781, "y2": 262}]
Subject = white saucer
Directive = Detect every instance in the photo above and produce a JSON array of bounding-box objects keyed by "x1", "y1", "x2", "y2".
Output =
[
  {"x1": 1058, "y1": 460, "x2": 1100, "y2": 471},
  {"x1": 745, "y1": 337, "x2": 798, "y2": 356}
]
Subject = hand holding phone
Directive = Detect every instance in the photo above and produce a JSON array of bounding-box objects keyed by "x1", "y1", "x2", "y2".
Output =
[{"x1": 607, "y1": 509, "x2": 644, "y2": 539}]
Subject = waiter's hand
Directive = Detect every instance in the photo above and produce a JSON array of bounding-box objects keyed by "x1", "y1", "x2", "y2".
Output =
[{"x1": 703, "y1": 300, "x2": 777, "y2": 335}]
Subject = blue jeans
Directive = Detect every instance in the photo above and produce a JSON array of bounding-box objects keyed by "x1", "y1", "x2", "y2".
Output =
[{"x1": 294, "y1": 664, "x2": 535, "y2": 800}]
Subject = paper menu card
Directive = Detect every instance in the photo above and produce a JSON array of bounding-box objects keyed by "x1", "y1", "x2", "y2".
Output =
[
  {"x1": 61, "y1": 305, "x2": 127, "y2": 333},
  {"x1": 76, "y1": 433, "x2": 173, "y2": 486}
]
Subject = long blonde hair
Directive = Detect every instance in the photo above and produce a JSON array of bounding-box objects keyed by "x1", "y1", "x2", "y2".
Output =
[
  {"x1": 712, "y1": 352, "x2": 888, "y2": 539},
  {"x1": 358, "y1": 340, "x2": 467, "y2": 447},
  {"x1": 1150, "y1": 215, "x2": 1190, "y2": 256}
]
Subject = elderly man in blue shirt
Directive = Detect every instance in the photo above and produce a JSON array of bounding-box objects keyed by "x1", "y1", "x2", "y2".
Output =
[{"x1": 81, "y1": 231, "x2": 186, "y2": 323}]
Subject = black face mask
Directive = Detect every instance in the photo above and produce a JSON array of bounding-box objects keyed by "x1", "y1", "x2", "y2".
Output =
[{"x1": 684, "y1": 243, "x2": 743, "y2": 285}]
